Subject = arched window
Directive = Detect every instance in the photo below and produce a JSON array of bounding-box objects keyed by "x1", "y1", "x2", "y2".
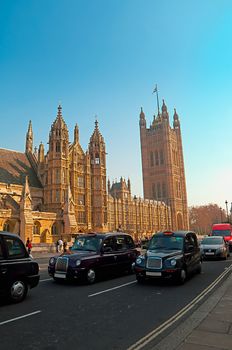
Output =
[
  {"x1": 51, "y1": 223, "x2": 59, "y2": 235},
  {"x1": 56, "y1": 141, "x2": 60, "y2": 153},
  {"x1": 95, "y1": 153, "x2": 100, "y2": 164},
  {"x1": 3, "y1": 222, "x2": 10, "y2": 232},
  {"x1": 33, "y1": 221, "x2": 41, "y2": 235}
]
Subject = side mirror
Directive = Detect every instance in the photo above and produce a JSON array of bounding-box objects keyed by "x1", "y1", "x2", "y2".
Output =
[{"x1": 187, "y1": 244, "x2": 194, "y2": 252}]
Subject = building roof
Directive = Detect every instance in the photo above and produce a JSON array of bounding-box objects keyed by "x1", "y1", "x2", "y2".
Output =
[{"x1": 0, "y1": 148, "x2": 42, "y2": 188}]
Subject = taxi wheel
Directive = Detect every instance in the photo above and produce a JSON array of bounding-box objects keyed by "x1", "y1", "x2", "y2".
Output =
[
  {"x1": 196, "y1": 260, "x2": 202, "y2": 274},
  {"x1": 9, "y1": 280, "x2": 28, "y2": 303},
  {"x1": 177, "y1": 269, "x2": 187, "y2": 285},
  {"x1": 86, "y1": 268, "x2": 96, "y2": 284},
  {"x1": 136, "y1": 275, "x2": 145, "y2": 284}
]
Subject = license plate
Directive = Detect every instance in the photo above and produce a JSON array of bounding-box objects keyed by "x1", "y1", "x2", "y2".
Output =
[
  {"x1": 146, "y1": 271, "x2": 162, "y2": 276},
  {"x1": 205, "y1": 252, "x2": 214, "y2": 255},
  {"x1": 54, "y1": 272, "x2": 66, "y2": 279}
]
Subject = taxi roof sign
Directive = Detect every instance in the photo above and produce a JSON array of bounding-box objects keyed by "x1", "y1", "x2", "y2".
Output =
[{"x1": 163, "y1": 231, "x2": 174, "y2": 235}]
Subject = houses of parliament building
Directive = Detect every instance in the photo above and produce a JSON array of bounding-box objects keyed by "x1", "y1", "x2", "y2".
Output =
[{"x1": 0, "y1": 101, "x2": 188, "y2": 246}]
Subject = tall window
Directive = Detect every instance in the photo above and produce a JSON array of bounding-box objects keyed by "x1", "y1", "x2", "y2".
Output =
[
  {"x1": 162, "y1": 183, "x2": 167, "y2": 198},
  {"x1": 56, "y1": 169, "x2": 60, "y2": 184},
  {"x1": 155, "y1": 151, "x2": 159, "y2": 165},
  {"x1": 56, "y1": 142, "x2": 60, "y2": 153},
  {"x1": 95, "y1": 153, "x2": 100, "y2": 164},
  {"x1": 150, "y1": 152, "x2": 154, "y2": 167},
  {"x1": 33, "y1": 221, "x2": 41, "y2": 235},
  {"x1": 77, "y1": 176, "x2": 84, "y2": 188},
  {"x1": 3, "y1": 222, "x2": 10, "y2": 232},
  {"x1": 152, "y1": 184, "x2": 156, "y2": 198},
  {"x1": 78, "y1": 194, "x2": 85, "y2": 205},
  {"x1": 55, "y1": 190, "x2": 59, "y2": 202},
  {"x1": 160, "y1": 150, "x2": 164, "y2": 165},
  {"x1": 52, "y1": 223, "x2": 59, "y2": 235}
]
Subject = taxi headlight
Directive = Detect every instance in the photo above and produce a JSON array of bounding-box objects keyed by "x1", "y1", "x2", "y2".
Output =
[
  {"x1": 76, "y1": 259, "x2": 81, "y2": 266},
  {"x1": 136, "y1": 256, "x2": 144, "y2": 265},
  {"x1": 49, "y1": 257, "x2": 56, "y2": 265},
  {"x1": 170, "y1": 259, "x2": 177, "y2": 266}
]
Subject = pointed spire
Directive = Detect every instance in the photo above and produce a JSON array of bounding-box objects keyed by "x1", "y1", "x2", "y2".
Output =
[
  {"x1": 38, "y1": 142, "x2": 45, "y2": 163},
  {"x1": 140, "y1": 107, "x2": 145, "y2": 119},
  {"x1": 107, "y1": 179, "x2": 111, "y2": 192},
  {"x1": 127, "y1": 178, "x2": 131, "y2": 194},
  {"x1": 139, "y1": 107, "x2": 146, "y2": 128},
  {"x1": 95, "y1": 118, "x2": 99, "y2": 129},
  {"x1": 162, "y1": 99, "x2": 167, "y2": 112},
  {"x1": 28, "y1": 120, "x2": 33, "y2": 135},
  {"x1": 25, "y1": 120, "x2": 33, "y2": 154},
  {"x1": 173, "y1": 108, "x2": 180, "y2": 128},
  {"x1": 57, "y1": 104, "x2": 62, "y2": 118},
  {"x1": 74, "y1": 124, "x2": 79, "y2": 144}
]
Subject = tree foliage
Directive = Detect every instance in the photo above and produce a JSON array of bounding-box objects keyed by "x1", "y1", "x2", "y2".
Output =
[{"x1": 189, "y1": 203, "x2": 227, "y2": 235}]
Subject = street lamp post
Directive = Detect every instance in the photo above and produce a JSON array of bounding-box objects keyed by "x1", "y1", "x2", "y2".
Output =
[
  {"x1": 230, "y1": 202, "x2": 232, "y2": 224},
  {"x1": 219, "y1": 207, "x2": 222, "y2": 222},
  {"x1": 225, "y1": 200, "x2": 229, "y2": 222}
]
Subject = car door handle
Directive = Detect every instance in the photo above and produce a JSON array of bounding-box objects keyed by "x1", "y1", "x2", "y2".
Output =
[
  {"x1": 0, "y1": 268, "x2": 7, "y2": 274},
  {"x1": 114, "y1": 255, "x2": 117, "y2": 260}
]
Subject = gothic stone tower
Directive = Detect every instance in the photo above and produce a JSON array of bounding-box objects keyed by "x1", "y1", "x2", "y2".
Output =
[
  {"x1": 139, "y1": 100, "x2": 189, "y2": 230},
  {"x1": 43, "y1": 105, "x2": 70, "y2": 213},
  {"x1": 88, "y1": 120, "x2": 108, "y2": 231}
]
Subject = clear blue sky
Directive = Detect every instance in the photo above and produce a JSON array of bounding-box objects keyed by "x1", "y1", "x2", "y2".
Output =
[{"x1": 1, "y1": 0, "x2": 232, "y2": 210}]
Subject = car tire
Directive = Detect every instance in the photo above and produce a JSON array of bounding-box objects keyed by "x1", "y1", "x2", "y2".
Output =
[
  {"x1": 86, "y1": 268, "x2": 96, "y2": 284},
  {"x1": 9, "y1": 280, "x2": 28, "y2": 303},
  {"x1": 136, "y1": 275, "x2": 145, "y2": 284},
  {"x1": 196, "y1": 260, "x2": 202, "y2": 274},
  {"x1": 176, "y1": 268, "x2": 187, "y2": 285}
]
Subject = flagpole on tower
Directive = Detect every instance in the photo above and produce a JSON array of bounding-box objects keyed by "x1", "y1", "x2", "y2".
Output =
[{"x1": 153, "y1": 84, "x2": 160, "y2": 115}]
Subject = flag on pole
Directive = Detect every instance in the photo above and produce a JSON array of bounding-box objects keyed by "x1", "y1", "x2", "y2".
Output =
[{"x1": 153, "y1": 86, "x2": 157, "y2": 94}]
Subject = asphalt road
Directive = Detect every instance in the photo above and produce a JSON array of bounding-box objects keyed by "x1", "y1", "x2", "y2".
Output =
[{"x1": 0, "y1": 257, "x2": 232, "y2": 350}]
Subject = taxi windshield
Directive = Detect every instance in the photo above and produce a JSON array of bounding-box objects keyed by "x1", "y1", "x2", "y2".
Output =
[
  {"x1": 212, "y1": 230, "x2": 231, "y2": 237},
  {"x1": 149, "y1": 235, "x2": 183, "y2": 251},
  {"x1": 71, "y1": 236, "x2": 102, "y2": 252}
]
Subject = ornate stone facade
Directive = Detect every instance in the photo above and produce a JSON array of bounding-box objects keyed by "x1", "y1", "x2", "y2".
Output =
[
  {"x1": 0, "y1": 104, "x2": 183, "y2": 246},
  {"x1": 139, "y1": 100, "x2": 189, "y2": 230}
]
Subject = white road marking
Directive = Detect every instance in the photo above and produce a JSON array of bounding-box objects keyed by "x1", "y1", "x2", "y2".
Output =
[
  {"x1": 88, "y1": 281, "x2": 136, "y2": 297},
  {"x1": 128, "y1": 263, "x2": 232, "y2": 350},
  {"x1": 40, "y1": 278, "x2": 53, "y2": 282},
  {"x1": 0, "y1": 311, "x2": 41, "y2": 326}
]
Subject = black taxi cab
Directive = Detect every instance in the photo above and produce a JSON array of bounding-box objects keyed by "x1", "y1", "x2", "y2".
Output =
[
  {"x1": 48, "y1": 232, "x2": 139, "y2": 283},
  {"x1": 0, "y1": 231, "x2": 40, "y2": 303},
  {"x1": 134, "y1": 230, "x2": 202, "y2": 284}
]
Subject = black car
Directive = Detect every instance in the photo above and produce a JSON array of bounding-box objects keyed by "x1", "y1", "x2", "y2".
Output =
[
  {"x1": 48, "y1": 232, "x2": 139, "y2": 283},
  {"x1": 134, "y1": 230, "x2": 202, "y2": 284},
  {"x1": 0, "y1": 231, "x2": 40, "y2": 303}
]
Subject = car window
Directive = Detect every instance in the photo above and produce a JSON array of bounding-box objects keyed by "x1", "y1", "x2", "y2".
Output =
[
  {"x1": 103, "y1": 237, "x2": 116, "y2": 252},
  {"x1": 115, "y1": 236, "x2": 127, "y2": 251},
  {"x1": 5, "y1": 237, "x2": 26, "y2": 258},
  {"x1": 124, "y1": 235, "x2": 135, "y2": 249},
  {"x1": 149, "y1": 236, "x2": 183, "y2": 250},
  {"x1": 72, "y1": 236, "x2": 102, "y2": 252},
  {"x1": 185, "y1": 234, "x2": 196, "y2": 251}
]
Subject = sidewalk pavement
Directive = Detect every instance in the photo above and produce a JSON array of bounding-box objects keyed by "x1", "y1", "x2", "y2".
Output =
[{"x1": 153, "y1": 271, "x2": 232, "y2": 350}]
